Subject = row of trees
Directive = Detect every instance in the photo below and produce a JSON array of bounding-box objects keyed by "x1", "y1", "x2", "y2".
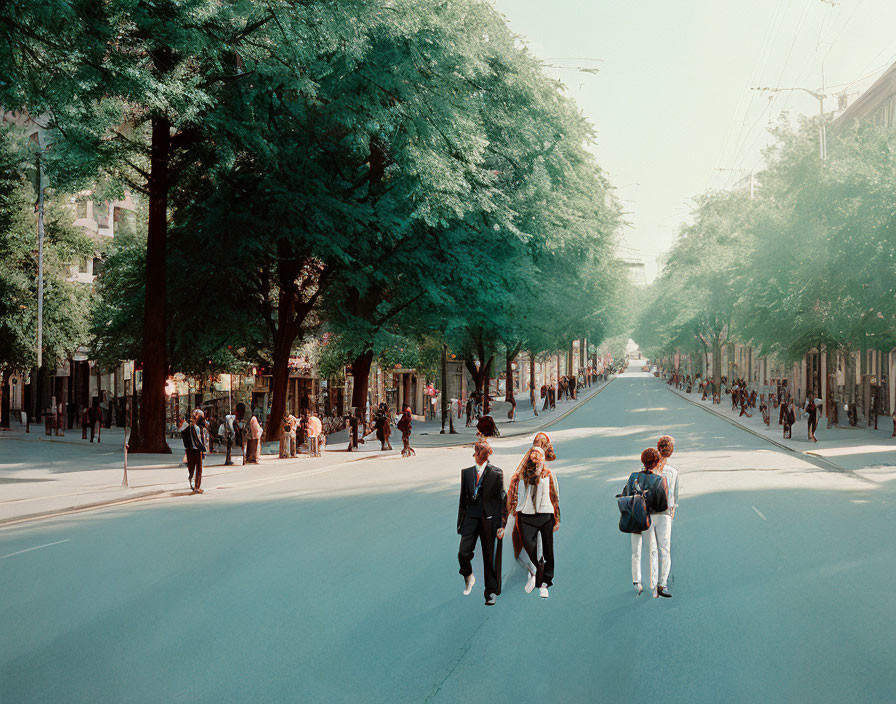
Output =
[
  {"x1": 1, "y1": 0, "x2": 626, "y2": 450},
  {"x1": 634, "y1": 114, "x2": 896, "y2": 387}
]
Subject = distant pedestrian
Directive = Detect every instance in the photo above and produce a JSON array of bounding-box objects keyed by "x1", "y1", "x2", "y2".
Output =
[
  {"x1": 306, "y1": 411, "x2": 323, "y2": 456},
  {"x1": 222, "y1": 411, "x2": 235, "y2": 465},
  {"x1": 508, "y1": 395, "x2": 517, "y2": 422},
  {"x1": 88, "y1": 399, "x2": 102, "y2": 443},
  {"x1": 397, "y1": 405, "x2": 415, "y2": 457},
  {"x1": 806, "y1": 397, "x2": 819, "y2": 443},
  {"x1": 279, "y1": 414, "x2": 295, "y2": 458},
  {"x1": 246, "y1": 414, "x2": 262, "y2": 464},
  {"x1": 783, "y1": 401, "x2": 795, "y2": 439},
  {"x1": 182, "y1": 408, "x2": 207, "y2": 493}
]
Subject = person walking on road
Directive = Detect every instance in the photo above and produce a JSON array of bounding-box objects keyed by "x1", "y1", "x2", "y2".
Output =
[
  {"x1": 397, "y1": 405, "x2": 415, "y2": 457},
  {"x1": 246, "y1": 413, "x2": 262, "y2": 464},
  {"x1": 457, "y1": 441, "x2": 506, "y2": 606},
  {"x1": 625, "y1": 447, "x2": 670, "y2": 598},
  {"x1": 654, "y1": 436, "x2": 679, "y2": 599},
  {"x1": 507, "y1": 445, "x2": 559, "y2": 598},
  {"x1": 182, "y1": 409, "x2": 207, "y2": 494},
  {"x1": 509, "y1": 432, "x2": 556, "y2": 578}
]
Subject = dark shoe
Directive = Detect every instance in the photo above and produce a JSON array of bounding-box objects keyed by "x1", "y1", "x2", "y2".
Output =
[
  {"x1": 656, "y1": 585, "x2": 672, "y2": 598},
  {"x1": 485, "y1": 593, "x2": 496, "y2": 606}
]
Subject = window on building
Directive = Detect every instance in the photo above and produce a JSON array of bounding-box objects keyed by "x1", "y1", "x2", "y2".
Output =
[
  {"x1": 78, "y1": 257, "x2": 89, "y2": 274},
  {"x1": 92, "y1": 257, "x2": 104, "y2": 278}
]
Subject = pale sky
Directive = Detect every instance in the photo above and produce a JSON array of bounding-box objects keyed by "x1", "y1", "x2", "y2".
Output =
[{"x1": 492, "y1": 0, "x2": 896, "y2": 281}]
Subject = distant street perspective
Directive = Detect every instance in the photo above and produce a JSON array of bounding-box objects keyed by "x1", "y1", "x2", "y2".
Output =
[{"x1": 4, "y1": 0, "x2": 896, "y2": 702}]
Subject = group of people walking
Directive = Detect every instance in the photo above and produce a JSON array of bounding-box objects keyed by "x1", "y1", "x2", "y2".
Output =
[
  {"x1": 456, "y1": 434, "x2": 561, "y2": 605},
  {"x1": 456, "y1": 431, "x2": 680, "y2": 605}
]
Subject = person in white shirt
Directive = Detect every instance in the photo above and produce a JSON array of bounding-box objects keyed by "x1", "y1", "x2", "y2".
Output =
[
  {"x1": 654, "y1": 435, "x2": 680, "y2": 598},
  {"x1": 506, "y1": 446, "x2": 560, "y2": 598}
]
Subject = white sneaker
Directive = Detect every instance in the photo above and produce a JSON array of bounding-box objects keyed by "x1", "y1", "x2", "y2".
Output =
[
  {"x1": 524, "y1": 574, "x2": 536, "y2": 594},
  {"x1": 633, "y1": 582, "x2": 643, "y2": 596},
  {"x1": 463, "y1": 574, "x2": 475, "y2": 595},
  {"x1": 539, "y1": 585, "x2": 549, "y2": 599}
]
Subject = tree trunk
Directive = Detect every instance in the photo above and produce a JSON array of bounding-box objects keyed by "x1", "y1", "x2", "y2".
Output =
[
  {"x1": 529, "y1": 351, "x2": 537, "y2": 405},
  {"x1": 505, "y1": 352, "x2": 514, "y2": 402},
  {"x1": 131, "y1": 116, "x2": 171, "y2": 453},
  {"x1": 0, "y1": 368, "x2": 10, "y2": 429},
  {"x1": 712, "y1": 338, "x2": 723, "y2": 401},
  {"x1": 351, "y1": 348, "x2": 374, "y2": 418}
]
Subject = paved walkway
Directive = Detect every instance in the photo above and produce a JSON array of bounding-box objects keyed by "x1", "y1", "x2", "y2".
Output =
[
  {"x1": 0, "y1": 377, "x2": 613, "y2": 525},
  {"x1": 667, "y1": 384, "x2": 896, "y2": 479}
]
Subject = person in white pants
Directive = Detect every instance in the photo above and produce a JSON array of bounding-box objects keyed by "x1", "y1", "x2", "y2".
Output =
[
  {"x1": 652, "y1": 435, "x2": 680, "y2": 598},
  {"x1": 628, "y1": 448, "x2": 668, "y2": 597}
]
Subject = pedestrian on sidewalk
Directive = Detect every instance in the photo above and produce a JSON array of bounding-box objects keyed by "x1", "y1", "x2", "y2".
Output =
[
  {"x1": 507, "y1": 395, "x2": 516, "y2": 422},
  {"x1": 654, "y1": 436, "x2": 679, "y2": 599},
  {"x1": 397, "y1": 405, "x2": 415, "y2": 457},
  {"x1": 223, "y1": 410, "x2": 236, "y2": 465},
  {"x1": 457, "y1": 441, "x2": 506, "y2": 606},
  {"x1": 806, "y1": 397, "x2": 819, "y2": 443},
  {"x1": 279, "y1": 414, "x2": 294, "y2": 458},
  {"x1": 507, "y1": 445, "x2": 559, "y2": 598},
  {"x1": 182, "y1": 409, "x2": 207, "y2": 494},
  {"x1": 541, "y1": 384, "x2": 549, "y2": 412},
  {"x1": 891, "y1": 407, "x2": 896, "y2": 438},
  {"x1": 306, "y1": 411, "x2": 323, "y2": 456},
  {"x1": 374, "y1": 404, "x2": 393, "y2": 451},
  {"x1": 548, "y1": 382, "x2": 556, "y2": 410},
  {"x1": 624, "y1": 447, "x2": 670, "y2": 598},
  {"x1": 246, "y1": 413, "x2": 262, "y2": 464},
  {"x1": 783, "y1": 400, "x2": 795, "y2": 439},
  {"x1": 88, "y1": 399, "x2": 102, "y2": 443}
]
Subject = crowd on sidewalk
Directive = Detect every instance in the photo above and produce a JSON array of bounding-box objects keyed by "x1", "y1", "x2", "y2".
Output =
[{"x1": 659, "y1": 369, "x2": 896, "y2": 442}]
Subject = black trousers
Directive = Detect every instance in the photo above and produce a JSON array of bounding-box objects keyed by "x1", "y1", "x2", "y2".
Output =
[
  {"x1": 186, "y1": 449, "x2": 203, "y2": 489},
  {"x1": 458, "y1": 515, "x2": 502, "y2": 599},
  {"x1": 519, "y1": 513, "x2": 555, "y2": 588}
]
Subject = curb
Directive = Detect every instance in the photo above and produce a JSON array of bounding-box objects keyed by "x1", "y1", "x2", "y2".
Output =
[
  {"x1": 0, "y1": 489, "x2": 172, "y2": 528},
  {"x1": 666, "y1": 386, "x2": 867, "y2": 479}
]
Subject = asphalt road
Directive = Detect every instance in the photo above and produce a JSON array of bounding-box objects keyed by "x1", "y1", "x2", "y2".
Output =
[{"x1": 2, "y1": 371, "x2": 894, "y2": 703}]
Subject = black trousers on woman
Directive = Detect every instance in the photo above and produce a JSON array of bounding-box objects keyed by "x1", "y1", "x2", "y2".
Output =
[{"x1": 519, "y1": 512, "x2": 555, "y2": 588}]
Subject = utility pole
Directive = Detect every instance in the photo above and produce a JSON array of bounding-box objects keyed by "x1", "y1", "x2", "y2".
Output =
[{"x1": 752, "y1": 86, "x2": 828, "y2": 160}]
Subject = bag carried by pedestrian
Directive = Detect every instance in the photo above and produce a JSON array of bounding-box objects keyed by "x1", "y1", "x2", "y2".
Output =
[
  {"x1": 617, "y1": 482, "x2": 650, "y2": 534},
  {"x1": 639, "y1": 472, "x2": 669, "y2": 513}
]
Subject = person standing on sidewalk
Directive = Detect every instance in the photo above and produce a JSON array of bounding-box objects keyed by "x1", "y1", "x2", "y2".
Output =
[
  {"x1": 507, "y1": 445, "x2": 559, "y2": 599},
  {"x1": 397, "y1": 405, "x2": 415, "y2": 457},
  {"x1": 182, "y1": 409, "x2": 207, "y2": 494},
  {"x1": 457, "y1": 441, "x2": 506, "y2": 606},
  {"x1": 306, "y1": 410, "x2": 322, "y2": 456},
  {"x1": 223, "y1": 410, "x2": 236, "y2": 465},
  {"x1": 88, "y1": 399, "x2": 102, "y2": 443},
  {"x1": 805, "y1": 396, "x2": 819, "y2": 443},
  {"x1": 783, "y1": 400, "x2": 795, "y2": 439},
  {"x1": 654, "y1": 435, "x2": 679, "y2": 599},
  {"x1": 246, "y1": 413, "x2": 262, "y2": 464}
]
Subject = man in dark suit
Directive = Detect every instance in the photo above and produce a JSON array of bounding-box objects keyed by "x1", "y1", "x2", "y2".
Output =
[
  {"x1": 457, "y1": 441, "x2": 506, "y2": 606},
  {"x1": 182, "y1": 409, "x2": 207, "y2": 494}
]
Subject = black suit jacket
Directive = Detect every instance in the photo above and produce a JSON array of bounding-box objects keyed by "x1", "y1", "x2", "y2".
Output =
[
  {"x1": 181, "y1": 424, "x2": 207, "y2": 453},
  {"x1": 457, "y1": 463, "x2": 506, "y2": 534}
]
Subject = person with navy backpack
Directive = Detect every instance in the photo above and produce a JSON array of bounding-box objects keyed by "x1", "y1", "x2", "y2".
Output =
[{"x1": 623, "y1": 447, "x2": 669, "y2": 598}]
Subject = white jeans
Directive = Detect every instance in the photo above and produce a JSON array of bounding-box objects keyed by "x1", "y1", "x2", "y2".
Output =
[{"x1": 630, "y1": 514, "x2": 672, "y2": 588}]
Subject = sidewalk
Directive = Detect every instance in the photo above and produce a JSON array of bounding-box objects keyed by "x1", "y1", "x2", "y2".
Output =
[
  {"x1": 667, "y1": 384, "x2": 896, "y2": 478},
  {"x1": 0, "y1": 377, "x2": 614, "y2": 525}
]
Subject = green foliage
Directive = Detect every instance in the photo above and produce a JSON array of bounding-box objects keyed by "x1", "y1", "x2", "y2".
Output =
[{"x1": 0, "y1": 127, "x2": 93, "y2": 371}]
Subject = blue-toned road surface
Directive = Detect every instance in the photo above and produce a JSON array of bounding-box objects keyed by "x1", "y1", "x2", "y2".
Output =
[{"x1": 2, "y1": 370, "x2": 894, "y2": 703}]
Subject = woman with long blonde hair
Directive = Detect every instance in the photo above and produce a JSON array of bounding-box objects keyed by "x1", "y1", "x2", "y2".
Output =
[{"x1": 507, "y1": 443, "x2": 560, "y2": 597}]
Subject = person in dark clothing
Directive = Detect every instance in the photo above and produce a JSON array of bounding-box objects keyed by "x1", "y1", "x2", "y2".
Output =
[
  {"x1": 397, "y1": 406, "x2": 415, "y2": 457},
  {"x1": 783, "y1": 401, "x2": 795, "y2": 439},
  {"x1": 181, "y1": 409, "x2": 207, "y2": 493},
  {"x1": 88, "y1": 400, "x2": 102, "y2": 443},
  {"x1": 476, "y1": 412, "x2": 499, "y2": 439},
  {"x1": 541, "y1": 385, "x2": 549, "y2": 412},
  {"x1": 806, "y1": 397, "x2": 819, "y2": 442},
  {"x1": 548, "y1": 383, "x2": 556, "y2": 410},
  {"x1": 457, "y1": 441, "x2": 506, "y2": 606}
]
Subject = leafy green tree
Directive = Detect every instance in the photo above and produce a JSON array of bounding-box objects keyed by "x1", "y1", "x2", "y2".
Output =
[{"x1": 0, "y1": 127, "x2": 93, "y2": 426}]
